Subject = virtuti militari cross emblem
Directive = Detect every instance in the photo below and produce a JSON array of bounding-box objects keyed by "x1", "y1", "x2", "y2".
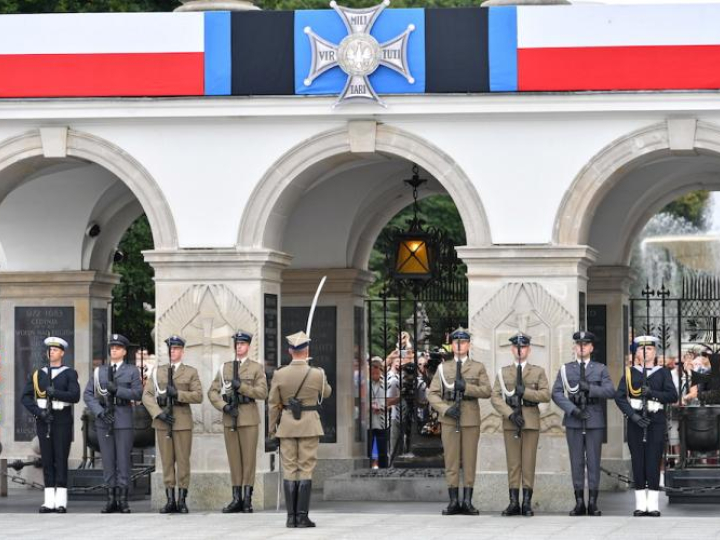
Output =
[{"x1": 304, "y1": 0, "x2": 416, "y2": 107}]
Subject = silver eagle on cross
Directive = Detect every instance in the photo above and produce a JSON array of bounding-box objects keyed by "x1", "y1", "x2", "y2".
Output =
[{"x1": 303, "y1": 0, "x2": 416, "y2": 107}]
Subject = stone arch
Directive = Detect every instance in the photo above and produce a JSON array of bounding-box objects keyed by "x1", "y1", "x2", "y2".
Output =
[
  {"x1": 0, "y1": 128, "x2": 178, "y2": 250},
  {"x1": 553, "y1": 120, "x2": 720, "y2": 249},
  {"x1": 237, "y1": 123, "x2": 491, "y2": 254}
]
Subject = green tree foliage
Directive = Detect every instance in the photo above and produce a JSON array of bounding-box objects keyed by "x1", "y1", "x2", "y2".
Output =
[
  {"x1": 112, "y1": 215, "x2": 155, "y2": 349},
  {"x1": 661, "y1": 190, "x2": 711, "y2": 230},
  {"x1": 257, "y1": 0, "x2": 482, "y2": 9},
  {"x1": 0, "y1": 0, "x2": 179, "y2": 12}
]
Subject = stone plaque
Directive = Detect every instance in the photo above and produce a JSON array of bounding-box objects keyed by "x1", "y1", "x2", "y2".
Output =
[
  {"x1": 14, "y1": 307, "x2": 74, "y2": 441},
  {"x1": 264, "y1": 294, "x2": 278, "y2": 450},
  {"x1": 92, "y1": 308, "x2": 108, "y2": 370},
  {"x1": 281, "y1": 306, "x2": 337, "y2": 444}
]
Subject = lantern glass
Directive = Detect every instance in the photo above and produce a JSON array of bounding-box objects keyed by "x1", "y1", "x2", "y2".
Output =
[{"x1": 393, "y1": 233, "x2": 432, "y2": 279}]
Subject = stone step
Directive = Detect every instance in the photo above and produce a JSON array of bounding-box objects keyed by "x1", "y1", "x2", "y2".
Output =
[{"x1": 323, "y1": 468, "x2": 447, "y2": 502}]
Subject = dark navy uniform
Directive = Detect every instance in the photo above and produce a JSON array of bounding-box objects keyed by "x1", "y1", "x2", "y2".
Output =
[
  {"x1": 616, "y1": 345, "x2": 677, "y2": 516},
  {"x1": 20, "y1": 337, "x2": 80, "y2": 513},
  {"x1": 83, "y1": 334, "x2": 142, "y2": 513},
  {"x1": 552, "y1": 331, "x2": 615, "y2": 516}
]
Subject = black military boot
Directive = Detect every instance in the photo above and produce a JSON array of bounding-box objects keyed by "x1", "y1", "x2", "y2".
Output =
[
  {"x1": 100, "y1": 487, "x2": 117, "y2": 514},
  {"x1": 295, "y1": 480, "x2": 316, "y2": 528},
  {"x1": 222, "y1": 486, "x2": 243, "y2": 514},
  {"x1": 284, "y1": 480, "x2": 298, "y2": 528},
  {"x1": 242, "y1": 486, "x2": 254, "y2": 513},
  {"x1": 442, "y1": 487, "x2": 462, "y2": 515},
  {"x1": 176, "y1": 488, "x2": 189, "y2": 514},
  {"x1": 587, "y1": 490, "x2": 602, "y2": 516},
  {"x1": 160, "y1": 488, "x2": 176, "y2": 514},
  {"x1": 117, "y1": 487, "x2": 131, "y2": 514},
  {"x1": 521, "y1": 489, "x2": 534, "y2": 517},
  {"x1": 501, "y1": 489, "x2": 521, "y2": 516},
  {"x1": 461, "y1": 487, "x2": 479, "y2": 515},
  {"x1": 569, "y1": 489, "x2": 586, "y2": 516}
]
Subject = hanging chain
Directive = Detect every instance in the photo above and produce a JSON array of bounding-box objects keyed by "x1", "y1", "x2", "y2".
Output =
[
  {"x1": 1, "y1": 465, "x2": 155, "y2": 494},
  {"x1": 601, "y1": 467, "x2": 720, "y2": 494}
]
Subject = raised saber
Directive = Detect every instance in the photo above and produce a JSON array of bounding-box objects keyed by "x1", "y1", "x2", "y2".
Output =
[{"x1": 306, "y1": 275, "x2": 327, "y2": 338}]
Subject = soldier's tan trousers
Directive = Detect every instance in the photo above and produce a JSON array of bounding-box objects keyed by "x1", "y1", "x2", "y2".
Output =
[
  {"x1": 280, "y1": 436, "x2": 320, "y2": 481},
  {"x1": 441, "y1": 425, "x2": 480, "y2": 487},
  {"x1": 224, "y1": 425, "x2": 258, "y2": 486},
  {"x1": 156, "y1": 429, "x2": 192, "y2": 489},
  {"x1": 503, "y1": 429, "x2": 540, "y2": 489}
]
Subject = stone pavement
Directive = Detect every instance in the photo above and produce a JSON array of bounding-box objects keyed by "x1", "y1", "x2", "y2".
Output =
[{"x1": 1, "y1": 491, "x2": 720, "y2": 539}]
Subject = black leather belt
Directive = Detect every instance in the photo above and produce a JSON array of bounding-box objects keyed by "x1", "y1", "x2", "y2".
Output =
[
  {"x1": 284, "y1": 404, "x2": 320, "y2": 411},
  {"x1": 442, "y1": 393, "x2": 476, "y2": 402}
]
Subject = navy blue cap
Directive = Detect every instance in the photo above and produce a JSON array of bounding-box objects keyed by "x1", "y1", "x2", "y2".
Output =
[
  {"x1": 233, "y1": 331, "x2": 253, "y2": 344},
  {"x1": 509, "y1": 332, "x2": 531, "y2": 346},
  {"x1": 450, "y1": 327, "x2": 471, "y2": 341},
  {"x1": 108, "y1": 334, "x2": 130, "y2": 348},
  {"x1": 165, "y1": 335, "x2": 186, "y2": 348},
  {"x1": 573, "y1": 331, "x2": 595, "y2": 344}
]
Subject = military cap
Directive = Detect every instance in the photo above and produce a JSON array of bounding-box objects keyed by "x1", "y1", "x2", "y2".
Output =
[
  {"x1": 572, "y1": 331, "x2": 595, "y2": 344},
  {"x1": 233, "y1": 330, "x2": 253, "y2": 344},
  {"x1": 287, "y1": 331, "x2": 311, "y2": 350},
  {"x1": 44, "y1": 336, "x2": 68, "y2": 351},
  {"x1": 633, "y1": 335, "x2": 659, "y2": 347},
  {"x1": 165, "y1": 335, "x2": 186, "y2": 348},
  {"x1": 509, "y1": 332, "x2": 531, "y2": 346},
  {"x1": 450, "y1": 327, "x2": 471, "y2": 341},
  {"x1": 108, "y1": 333, "x2": 130, "y2": 348}
]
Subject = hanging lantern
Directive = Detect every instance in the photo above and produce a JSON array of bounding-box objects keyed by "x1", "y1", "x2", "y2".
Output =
[{"x1": 391, "y1": 166, "x2": 436, "y2": 282}]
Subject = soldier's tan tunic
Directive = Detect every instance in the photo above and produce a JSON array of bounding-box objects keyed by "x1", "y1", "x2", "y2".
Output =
[
  {"x1": 428, "y1": 357, "x2": 491, "y2": 488},
  {"x1": 142, "y1": 363, "x2": 203, "y2": 489},
  {"x1": 207, "y1": 357, "x2": 268, "y2": 486},
  {"x1": 268, "y1": 360, "x2": 332, "y2": 480},
  {"x1": 490, "y1": 363, "x2": 551, "y2": 489}
]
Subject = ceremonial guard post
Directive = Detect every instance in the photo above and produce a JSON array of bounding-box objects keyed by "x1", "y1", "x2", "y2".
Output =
[
  {"x1": 83, "y1": 333, "x2": 142, "y2": 513},
  {"x1": 268, "y1": 331, "x2": 332, "y2": 528},
  {"x1": 490, "y1": 332, "x2": 550, "y2": 516},
  {"x1": 208, "y1": 330, "x2": 268, "y2": 513},
  {"x1": 428, "y1": 327, "x2": 491, "y2": 516},
  {"x1": 21, "y1": 337, "x2": 80, "y2": 513},
  {"x1": 615, "y1": 336, "x2": 678, "y2": 517},
  {"x1": 551, "y1": 331, "x2": 615, "y2": 516},
  {"x1": 142, "y1": 335, "x2": 203, "y2": 514}
]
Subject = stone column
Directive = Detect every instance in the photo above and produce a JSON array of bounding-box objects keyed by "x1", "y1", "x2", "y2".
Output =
[
  {"x1": 455, "y1": 245, "x2": 598, "y2": 512},
  {"x1": 587, "y1": 265, "x2": 636, "y2": 477},
  {"x1": 175, "y1": 0, "x2": 259, "y2": 11},
  {"x1": 281, "y1": 268, "x2": 375, "y2": 487},
  {"x1": 144, "y1": 248, "x2": 291, "y2": 511},
  {"x1": 0, "y1": 271, "x2": 119, "y2": 470}
]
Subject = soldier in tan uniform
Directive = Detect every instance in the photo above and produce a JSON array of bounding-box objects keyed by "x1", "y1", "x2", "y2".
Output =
[
  {"x1": 142, "y1": 335, "x2": 203, "y2": 514},
  {"x1": 268, "y1": 331, "x2": 332, "y2": 528},
  {"x1": 428, "y1": 327, "x2": 491, "y2": 516},
  {"x1": 208, "y1": 330, "x2": 268, "y2": 513},
  {"x1": 490, "y1": 332, "x2": 550, "y2": 517}
]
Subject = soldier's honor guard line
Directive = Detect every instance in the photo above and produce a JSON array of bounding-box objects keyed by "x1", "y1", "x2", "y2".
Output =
[
  {"x1": 208, "y1": 330, "x2": 268, "y2": 514},
  {"x1": 21, "y1": 337, "x2": 80, "y2": 513},
  {"x1": 142, "y1": 335, "x2": 203, "y2": 514}
]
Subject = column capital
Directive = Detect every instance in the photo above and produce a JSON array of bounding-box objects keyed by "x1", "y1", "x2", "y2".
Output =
[
  {"x1": 175, "y1": 0, "x2": 259, "y2": 12},
  {"x1": 143, "y1": 248, "x2": 292, "y2": 283},
  {"x1": 282, "y1": 268, "x2": 375, "y2": 297},
  {"x1": 588, "y1": 265, "x2": 637, "y2": 295},
  {"x1": 0, "y1": 270, "x2": 119, "y2": 299},
  {"x1": 456, "y1": 245, "x2": 598, "y2": 280}
]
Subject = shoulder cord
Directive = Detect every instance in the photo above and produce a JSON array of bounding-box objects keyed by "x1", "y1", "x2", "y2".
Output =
[
  {"x1": 498, "y1": 368, "x2": 515, "y2": 398},
  {"x1": 94, "y1": 366, "x2": 108, "y2": 397},
  {"x1": 218, "y1": 361, "x2": 233, "y2": 396},
  {"x1": 626, "y1": 366, "x2": 643, "y2": 397},
  {"x1": 152, "y1": 365, "x2": 167, "y2": 396},
  {"x1": 438, "y1": 362, "x2": 454, "y2": 391},
  {"x1": 561, "y1": 364, "x2": 579, "y2": 395}
]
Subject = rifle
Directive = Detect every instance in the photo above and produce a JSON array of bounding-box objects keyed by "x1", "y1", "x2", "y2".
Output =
[
  {"x1": 454, "y1": 358, "x2": 463, "y2": 433},
  {"x1": 230, "y1": 356, "x2": 239, "y2": 433},
  {"x1": 513, "y1": 359, "x2": 524, "y2": 440},
  {"x1": 106, "y1": 361, "x2": 115, "y2": 439},
  {"x1": 166, "y1": 363, "x2": 175, "y2": 440},
  {"x1": 641, "y1": 283, "x2": 654, "y2": 444},
  {"x1": 45, "y1": 349, "x2": 54, "y2": 440},
  {"x1": 579, "y1": 340, "x2": 588, "y2": 437}
]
